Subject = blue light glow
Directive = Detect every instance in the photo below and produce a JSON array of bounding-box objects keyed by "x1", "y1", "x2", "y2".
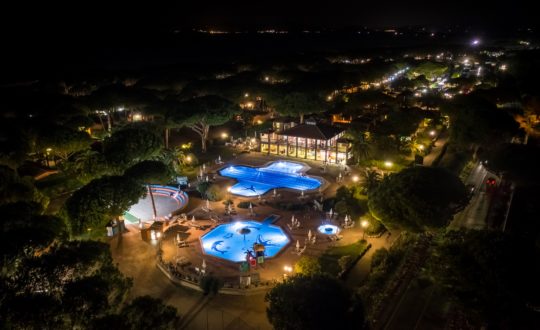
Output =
[
  {"x1": 200, "y1": 220, "x2": 290, "y2": 262},
  {"x1": 318, "y1": 224, "x2": 340, "y2": 235},
  {"x1": 219, "y1": 161, "x2": 321, "y2": 197}
]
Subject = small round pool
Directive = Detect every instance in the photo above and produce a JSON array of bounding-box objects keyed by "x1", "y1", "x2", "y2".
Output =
[{"x1": 318, "y1": 224, "x2": 340, "y2": 235}]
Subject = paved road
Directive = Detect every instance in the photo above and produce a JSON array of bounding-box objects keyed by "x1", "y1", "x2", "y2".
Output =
[
  {"x1": 423, "y1": 131, "x2": 449, "y2": 167},
  {"x1": 450, "y1": 162, "x2": 490, "y2": 230}
]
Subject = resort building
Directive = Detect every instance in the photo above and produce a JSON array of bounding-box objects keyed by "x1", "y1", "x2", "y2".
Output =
[{"x1": 260, "y1": 120, "x2": 352, "y2": 164}]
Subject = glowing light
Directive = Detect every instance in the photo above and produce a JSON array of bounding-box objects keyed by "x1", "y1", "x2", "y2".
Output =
[
  {"x1": 361, "y1": 220, "x2": 369, "y2": 228},
  {"x1": 352, "y1": 175, "x2": 359, "y2": 182},
  {"x1": 471, "y1": 39, "x2": 480, "y2": 46},
  {"x1": 257, "y1": 120, "x2": 263, "y2": 125},
  {"x1": 418, "y1": 144, "x2": 425, "y2": 151},
  {"x1": 500, "y1": 64, "x2": 507, "y2": 71},
  {"x1": 429, "y1": 130, "x2": 436, "y2": 136},
  {"x1": 384, "y1": 161, "x2": 393, "y2": 168},
  {"x1": 244, "y1": 93, "x2": 249, "y2": 98},
  {"x1": 227, "y1": 186, "x2": 231, "y2": 192},
  {"x1": 265, "y1": 76, "x2": 270, "y2": 81},
  {"x1": 186, "y1": 155, "x2": 192, "y2": 162},
  {"x1": 221, "y1": 132, "x2": 228, "y2": 139},
  {"x1": 327, "y1": 95, "x2": 333, "y2": 101},
  {"x1": 283, "y1": 265, "x2": 293, "y2": 272},
  {"x1": 251, "y1": 138, "x2": 256, "y2": 143}
]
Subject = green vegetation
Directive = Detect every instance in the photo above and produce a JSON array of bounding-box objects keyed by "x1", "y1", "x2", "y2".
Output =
[
  {"x1": 64, "y1": 175, "x2": 145, "y2": 235},
  {"x1": 265, "y1": 275, "x2": 364, "y2": 330},
  {"x1": 427, "y1": 230, "x2": 539, "y2": 325},
  {"x1": 205, "y1": 184, "x2": 224, "y2": 201},
  {"x1": 199, "y1": 275, "x2": 223, "y2": 295},
  {"x1": 368, "y1": 167, "x2": 468, "y2": 231},
  {"x1": 294, "y1": 256, "x2": 322, "y2": 276},
  {"x1": 319, "y1": 239, "x2": 369, "y2": 276},
  {"x1": 180, "y1": 95, "x2": 240, "y2": 153}
]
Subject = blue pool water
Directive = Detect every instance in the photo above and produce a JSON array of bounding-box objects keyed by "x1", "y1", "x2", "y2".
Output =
[
  {"x1": 219, "y1": 161, "x2": 322, "y2": 197},
  {"x1": 200, "y1": 221, "x2": 290, "y2": 262},
  {"x1": 318, "y1": 224, "x2": 340, "y2": 235}
]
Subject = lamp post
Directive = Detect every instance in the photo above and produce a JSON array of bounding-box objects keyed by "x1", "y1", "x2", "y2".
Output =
[
  {"x1": 361, "y1": 220, "x2": 369, "y2": 239},
  {"x1": 283, "y1": 265, "x2": 293, "y2": 280}
]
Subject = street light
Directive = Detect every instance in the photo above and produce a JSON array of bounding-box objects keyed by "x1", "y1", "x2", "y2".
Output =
[
  {"x1": 283, "y1": 265, "x2": 293, "y2": 279},
  {"x1": 429, "y1": 130, "x2": 436, "y2": 137},
  {"x1": 384, "y1": 161, "x2": 393, "y2": 168},
  {"x1": 361, "y1": 220, "x2": 369, "y2": 239},
  {"x1": 221, "y1": 132, "x2": 228, "y2": 139},
  {"x1": 352, "y1": 175, "x2": 359, "y2": 182}
]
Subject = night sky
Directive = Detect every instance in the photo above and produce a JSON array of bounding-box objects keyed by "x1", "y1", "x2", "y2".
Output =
[{"x1": 1, "y1": 0, "x2": 536, "y2": 42}]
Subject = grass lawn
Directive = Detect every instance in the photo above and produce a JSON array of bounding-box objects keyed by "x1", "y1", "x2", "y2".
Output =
[{"x1": 319, "y1": 239, "x2": 370, "y2": 276}]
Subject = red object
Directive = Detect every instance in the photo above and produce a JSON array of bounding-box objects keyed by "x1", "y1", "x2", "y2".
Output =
[{"x1": 250, "y1": 258, "x2": 257, "y2": 267}]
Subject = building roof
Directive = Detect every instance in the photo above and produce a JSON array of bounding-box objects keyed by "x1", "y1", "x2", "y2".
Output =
[{"x1": 277, "y1": 123, "x2": 344, "y2": 140}]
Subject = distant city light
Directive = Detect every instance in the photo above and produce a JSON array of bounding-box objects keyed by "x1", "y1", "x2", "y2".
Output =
[
  {"x1": 264, "y1": 76, "x2": 270, "y2": 81},
  {"x1": 471, "y1": 39, "x2": 480, "y2": 46}
]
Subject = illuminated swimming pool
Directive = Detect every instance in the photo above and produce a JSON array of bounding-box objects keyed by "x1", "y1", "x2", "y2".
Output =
[
  {"x1": 200, "y1": 221, "x2": 290, "y2": 262},
  {"x1": 219, "y1": 161, "x2": 322, "y2": 197},
  {"x1": 318, "y1": 224, "x2": 340, "y2": 235}
]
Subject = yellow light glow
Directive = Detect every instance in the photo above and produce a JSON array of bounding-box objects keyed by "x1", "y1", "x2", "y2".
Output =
[
  {"x1": 244, "y1": 93, "x2": 249, "y2": 98},
  {"x1": 384, "y1": 161, "x2": 393, "y2": 168},
  {"x1": 221, "y1": 132, "x2": 228, "y2": 139},
  {"x1": 265, "y1": 76, "x2": 269, "y2": 81},
  {"x1": 257, "y1": 120, "x2": 263, "y2": 125},
  {"x1": 361, "y1": 220, "x2": 369, "y2": 228},
  {"x1": 352, "y1": 175, "x2": 359, "y2": 182},
  {"x1": 186, "y1": 155, "x2": 192, "y2": 162},
  {"x1": 418, "y1": 144, "x2": 425, "y2": 150}
]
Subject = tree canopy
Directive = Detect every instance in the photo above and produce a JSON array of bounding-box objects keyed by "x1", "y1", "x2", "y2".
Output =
[
  {"x1": 265, "y1": 275, "x2": 362, "y2": 330},
  {"x1": 428, "y1": 230, "x2": 540, "y2": 325},
  {"x1": 65, "y1": 175, "x2": 145, "y2": 234},
  {"x1": 442, "y1": 94, "x2": 520, "y2": 149},
  {"x1": 368, "y1": 167, "x2": 467, "y2": 231},
  {"x1": 124, "y1": 160, "x2": 174, "y2": 185},
  {"x1": 35, "y1": 124, "x2": 92, "y2": 161},
  {"x1": 103, "y1": 125, "x2": 163, "y2": 170},
  {"x1": 276, "y1": 92, "x2": 325, "y2": 123},
  {"x1": 180, "y1": 95, "x2": 239, "y2": 152}
]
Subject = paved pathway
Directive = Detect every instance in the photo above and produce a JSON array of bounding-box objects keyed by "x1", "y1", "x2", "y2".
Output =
[
  {"x1": 344, "y1": 230, "x2": 401, "y2": 288},
  {"x1": 423, "y1": 131, "x2": 448, "y2": 167}
]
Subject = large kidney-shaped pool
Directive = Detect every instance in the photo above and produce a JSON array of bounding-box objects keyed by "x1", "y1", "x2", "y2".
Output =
[
  {"x1": 200, "y1": 221, "x2": 289, "y2": 262},
  {"x1": 219, "y1": 161, "x2": 322, "y2": 197}
]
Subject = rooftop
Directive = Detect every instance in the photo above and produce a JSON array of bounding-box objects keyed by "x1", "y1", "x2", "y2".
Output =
[{"x1": 277, "y1": 123, "x2": 344, "y2": 140}]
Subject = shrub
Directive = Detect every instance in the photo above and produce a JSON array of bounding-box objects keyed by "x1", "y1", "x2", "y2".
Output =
[
  {"x1": 371, "y1": 248, "x2": 389, "y2": 269},
  {"x1": 338, "y1": 255, "x2": 352, "y2": 273},
  {"x1": 237, "y1": 201, "x2": 254, "y2": 209},
  {"x1": 205, "y1": 184, "x2": 223, "y2": 201},
  {"x1": 199, "y1": 275, "x2": 223, "y2": 295}
]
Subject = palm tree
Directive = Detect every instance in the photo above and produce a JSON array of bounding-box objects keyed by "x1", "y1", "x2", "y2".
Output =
[
  {"x1": 360, "y1": 168, "x2": 382, "y2": 194},
  {"x1": 349, "y1": 132, "x2": 371, "y2": 165}
]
